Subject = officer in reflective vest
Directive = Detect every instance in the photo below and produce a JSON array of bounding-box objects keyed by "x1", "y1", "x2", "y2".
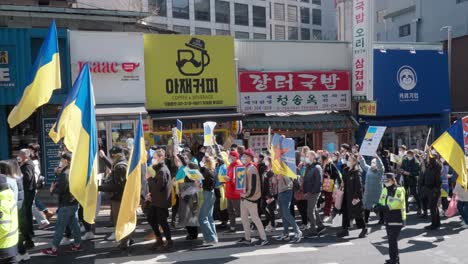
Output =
[
  {"x1": 374, "y1": 173, "x2": 406, "y2": 264},
  {"x1": 0, "y1": 174, "x2": 19, "y2": 264}
]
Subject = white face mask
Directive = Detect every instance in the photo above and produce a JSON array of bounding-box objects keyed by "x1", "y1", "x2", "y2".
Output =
[
  {"x1": 241, "y1": 158, "x2": 247, "y2": 165},
  {"x1": 407, "y1": 156, "x2": 414, "y2": 160},
  {"x1": 431, "y1": 150, "x2": 437, "y2": 156},
  {"x1": 16, "y1": 156, "x2": 22, "y2": 163},
  {"x1": 59, "y1": 161, "x2": 63, "y2": 168},
  {"x1": 200, "y1": 161, "x2": 205, "y2": 167},
  {"x1": 152, "y1": 158, "x2": 158, "y2": 165},
  {"x1": 399, "y1": 151, "x2": 405, "y2": 156},
  {"x1": 384, "y1": 182, "x2": 393, "y2": 187},
  {"x1": 305, "y1": 157, "x2": 312, "y2": 164},
  {"x1": 228, "y1": 157, "x2": 234, "y2": 163},
  {"x1": 265, "y1": 160, "x2": 270, "y2": 166},
  {"x1": 300, "y1": 157, "x2": 305, "y2": 162},
  {"x1": 254, "y1": 158, "x2": 258, "y2": 163},
  {"x1": 332, "y1": 157, "x2": 338, "y2": 162},
  {"x1": 346, "y1": 161, "x2": 353, "y2": 168}
]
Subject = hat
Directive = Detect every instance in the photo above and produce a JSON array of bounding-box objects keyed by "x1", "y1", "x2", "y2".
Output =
[
  {"x1": 406, "y1": 150, "x2": 414, "y2": 155},
  {"x1": 243, "y1": 148, "x2": 255, "y2": 158},
  {"x1": 110, "y1": 146, "x2": 124, "y2": 155},
  {"x1": 384, "y1": 173, "x2": 396, "y2": 181},
  {"x1": 186, "y1": 38, "x2": 206, "y2": 51},
  {"x1": 400, "y1": 145, "x2": 407, "y2": 150},
  {"x1": 229, "y1": 151, "x2": 239, "y2": 159},
  {"x1": 341, "y1": 144, "x2": 351, "y2": 152},
  {"x1": 0, "y1": 174, "x2": 8, "y2": 191},
  {"x1": 61, "y1": 152, "x2": 72, "y2": 162}
]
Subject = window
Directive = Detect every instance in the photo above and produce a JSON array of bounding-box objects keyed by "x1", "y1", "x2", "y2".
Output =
[
  {"x1": 300, "y1": 0, "x2": 309, "y2": 2},
  {"x1": 235, "y1": 31, "x2": 250, "y2": 39},
  {"x1": 216, "y1": 29, "x2": 230, "y2": 35},
  {"x1": 456, "y1": 0, "x2": 468, "y2": 3},
  {"x1": 287, "y1": 5, "x2": 298, "y2": 22},
  {"x1": 195, "y1": 27, "x2": 211, "y2": 35},
  {"x1": 173, "y1": 25, "x2": 190, "y2": 34},
  {"x1": 173, "y1": 0, "x2": 189, "y2": 19},
  {"x1": 288, "y1": 27, "x2": 298, "y2": 40},
  {"x1": 194, "y1": 0, "x2": 210, "y2": 21},
  {"x1": 300, "y1": 7, "x2": 310, "y2": 24},
  {"x1": 215, "y1": 0, "x2": 230, "y2": 23},
  {"x1": 312, "y1": 0, "x2": 321, "y2": 4},
  {"x1": 148, "y1": 0, "x2": 166, "y2": 16},
  {"x1": 275, "y1": 25, "x2": 285, "y2": 40},
  {"x1": 253, "y1": 6, "x2": 266, "y2": 27},
  {"x1": 254, "y1": 33, "x2": 267, "y2": 39},
  {"x1": 235, "y1": 3, "x2": 249, "y2": 26},
  {"x1": 312, "y1": 9, "x2": 321, "y2": 25},
  {"x1": 301, "y1": 28, "x2": 310, "y2": 40},
  {"x1": 312, "y1": 29, "x2": 322, "y2": 40},
  {"x1": 399, "y1": 24, "x2": 411, "y2": 37},
  {"x1": 377, "y1": 10, "x2": 386, "y2": 23},
  {"x1": 274, "y1": 3, "x2": 285, "y2": 21}
]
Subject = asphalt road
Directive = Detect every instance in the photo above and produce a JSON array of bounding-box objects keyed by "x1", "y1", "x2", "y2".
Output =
[{"x1": 25, "y1": 209, "x2": 468, "y2": 264}]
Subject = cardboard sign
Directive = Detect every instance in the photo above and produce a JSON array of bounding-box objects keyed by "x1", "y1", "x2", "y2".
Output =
[
  {"x1": 359, "y1": 126, "x2": 386, "y2": 156},
  {"x1": 235, "y1": 166, "x2": 246, "y2": 191}
]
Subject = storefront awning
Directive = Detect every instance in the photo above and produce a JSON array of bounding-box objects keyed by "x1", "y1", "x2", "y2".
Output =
[
  {"x1": 95, "y1": 104, "x2": 147, "y2": 120},
  {"x1": 150, "y1": 109, "x2": 243, "y2": 125},
  {"x1": 243, "y1": 112, "x2": 358, "y2": 130}
]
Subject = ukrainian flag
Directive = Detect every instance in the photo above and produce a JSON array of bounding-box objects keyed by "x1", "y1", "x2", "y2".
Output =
[
  {"x1": 49, "y1": 64, "x2": 98, "y2": 224},
  {"x1": 116, "y1": 116, "x2": 147, "y2": 241},
  {"x1": 176, "y1": 119, "x2": 183, "y2": 143},
  {"x1": 8, "y1": 20, "x2": 61, "y2": 128},
  {"x1": 270, "y1": 134, "x2": 297, "y2": 179},
  {"x1": 433, "y1": 119, "x2": 467, "y2": 189}
]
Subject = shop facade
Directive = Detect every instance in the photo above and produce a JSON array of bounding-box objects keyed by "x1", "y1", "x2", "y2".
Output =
[
  {"x1": 0, "y1": 28, "x2": 72, "y2": 183},
  {"x1": 358, "y1": 46, "x2": 451, "y2": 153},
  {"x1": 69, "y1": 31, "x2": 147, "y2": 153}
]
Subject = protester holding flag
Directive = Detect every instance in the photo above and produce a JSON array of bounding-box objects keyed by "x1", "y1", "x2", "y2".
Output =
[
  {"x1": 224, "y1": 151, "x2": 243, "y2": 233},
  {"x1": 41, "y1": 152, "x2": 82, "y2": 256},
  {"x1": 421, "y1": 150, "x2": 442, "y2": 231},
  {"x1": 147, "y1": 149, "x2": 173, "y2": 251}
]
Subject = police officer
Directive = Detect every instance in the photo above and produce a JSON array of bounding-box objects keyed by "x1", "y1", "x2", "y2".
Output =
[
  {"x1": 0, "y1": 174, "x2": 18, "y2": 264},
  {"x1": 374, "y1": 173, "x2": 406, "y2": 264}
]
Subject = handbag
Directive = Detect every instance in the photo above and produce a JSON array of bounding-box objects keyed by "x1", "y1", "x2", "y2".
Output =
[
  {"x1": 322, "y1": 178, "x2": 335, "y2": 193},
  {"x1": 446, "y1": 195, "x2": 458, "y2": 218},
  {"x1": 333, "y1": 188, "x2": 344, "y2": 210}
]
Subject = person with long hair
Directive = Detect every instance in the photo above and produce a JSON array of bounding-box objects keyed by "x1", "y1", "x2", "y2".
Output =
[
  {"x1": 199, "y1": 156, "x2": 218, "y2": 244},
  {"x1": 321, "y1": 153, "x2": 341, "y2": 224}
]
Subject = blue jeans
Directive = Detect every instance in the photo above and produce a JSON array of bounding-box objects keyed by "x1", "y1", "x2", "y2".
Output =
[
  {"x1": 278, "y1": 190, "x2": 299, "y2": 236},
  {"x1": 53, "y1": 204, "x2": 81, "y2": 248},
  {"x1": 457, "y1": 201, "x2": 468, "y2": 224},
  {"x1": 199, "y1": 190, "x2": 218, "y2": 242},
  {"x1": 34, "y1": 196, "x2": 47, "y2": 211}
]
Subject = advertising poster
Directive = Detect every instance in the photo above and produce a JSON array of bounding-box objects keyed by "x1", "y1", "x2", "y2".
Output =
[
  {"x1": 41, "y1": 118, "x2": 63, "y2": 184},
  {"x1": 360, "y1": 126, "x2": 386, "y2": 156},
  {"x1": 235, "y1": 166, "x2": 246, "y2": 191}
]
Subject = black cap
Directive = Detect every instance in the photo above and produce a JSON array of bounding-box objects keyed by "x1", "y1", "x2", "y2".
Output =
[
  {"x1": 61, "y1": 152, "x2": 72, "y2": 162},
  {"x1": 0, "y1": 174, "x2": 9, "y2": 191},
  {"x1": 109, "y1": 146, "x2": 124, "y2": 155}
]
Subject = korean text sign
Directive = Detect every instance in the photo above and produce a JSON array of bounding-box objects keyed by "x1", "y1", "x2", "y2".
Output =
[
  {"x1": 239, "y1": 71, "x2": 350, "y2": 113},
  {"x1": 352, "y1": 0, "x2": 372, "y2": 99},
  {"x1": 373, "y1": 49, "x2": 450, "y2": 116},
  {"x1": 144, "y1": 35, "x2": 237, "y2": 110}
]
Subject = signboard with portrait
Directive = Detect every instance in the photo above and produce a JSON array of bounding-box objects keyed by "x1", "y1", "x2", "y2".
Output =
[{"x1": 144, "y1": 35, "x2": 237, "y2": 110}]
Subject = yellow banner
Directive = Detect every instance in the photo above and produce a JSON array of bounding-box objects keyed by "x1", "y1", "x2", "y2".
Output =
[
  {"x1": 144, "y1": 34, "x2": 237, "y2": 110},
  {"x1": 358, "y1": 101, "x2": 377, "y2": 116}
]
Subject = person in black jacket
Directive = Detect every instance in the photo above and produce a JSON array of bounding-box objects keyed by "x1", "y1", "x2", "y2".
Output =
[
  {"x1": 17, "y1": 149, "x2": 36, "y2": 252},
  {"x1": 400, "y1": 150, "x2": 421, "y2": 212},
  {"x1": 199, "y1": 156, "x2": 218, "y2": 244},
  {"x1": 262, "y1": 157, "x2": 277, "y2": 232},
  {"x1": 147, "y1": 149, "x2": 173, "y2": 251},
  {"x1": 337, "y1": 154, "x2": 367, "y2": 238},
  {"x1": 303, "y1": 151, "x2": 325, "y2": 237},
  {"x1": 98, "y1": 146, "x2": 129, "y2": 247},
  {"x1": 41, "y1": 152, "x2": 82, "y2": 256},
  {"x1": 422, "y1": 150, "x2": 442, "y2": 230}
]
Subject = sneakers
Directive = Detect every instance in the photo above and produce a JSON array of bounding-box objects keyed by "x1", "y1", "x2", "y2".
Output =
[
  {"x1": 80, "y1": 224, "x2": 86, "y2": 233},
  {"x1": 299, "y1": 224, "x2": 307, "y2": 230},
  {"x1": 41, "y1": 247, "x2": 58, "y2": 257},
  {"x1": 24, "y1": 240, "x2": 35, "y2": 249},
  {"x1": 358, "y1": 228, "x2": 368, "y2": 238},
  {"x1": 323, "y1": 216, "x2": 333, "y2": 224},
  {"x1": 16, "y1": 253, "x2": 30, "y2": 262},
  {"x1": 461, "y1": 223, "x2": 468, "y2": 229},
  {"x1": 106, "y1": 232, "x2": 116, "y2": 241},
  {"x1": 317, "y1": 226, "x2": 326, "y2": 235},
  {"x1": 236, "y1": 238, "x2": 252, "y2": 245},
  {"x1": 44, "y1": 210, "x2": 55, "y2": 221},
  {"x1": 258, "y1": 239, "x2": 269, "y2": 246},
  {"x1": 336, "y1": 229, "x2": 349, "y2": 238},
  {"x1": 144, "y1": 232, "x2": 156, "y2": 241},
  {"x1": 150, "y1": 238, "x2": 164, "y2": 250},
  {"x1": 265, "y1": 224, "x2": 275, "y2": 232},
  {"x1": 60, "y1": 237, "x2": 72, "y2": 246},
  {"x1": 38, "y1": 220, "x2": 50, "y2": 230},
  {"x1": 291, "y1": 231, "x2": 302, "y2": 243},
  {"x1": 275, "y1": 235, "x2": 290, "y2": 241},
  {"x1": 162, "y1": 240, "x2": 174, "y2": 251},
  {"x1": 225, "y1": 227, "x2": 236, "y2": 233},
  {"x1": 81, "y1": 232, "x2": 95, "y2": 241},
  {"x1": 70, "y1": 244, "x2": 83, "y2": 252}
]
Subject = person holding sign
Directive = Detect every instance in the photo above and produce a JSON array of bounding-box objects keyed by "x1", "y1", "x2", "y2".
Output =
[
  {"x1": 236, "y1": 149, "x2": 268, "y2": 246},
  {"x1": 224, "y1": 151, "x2": 243, "y2": 233}
]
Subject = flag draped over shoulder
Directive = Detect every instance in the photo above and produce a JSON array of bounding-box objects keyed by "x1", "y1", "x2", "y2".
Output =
[
  {"x1": 270, "y1": 134, "x2": 297, "y2": 179},
  {"x1": 116, "y1": 116, "x2": 147, "y2": 241},
  {"x1": 432, "y1": 119, "x2": 467, "y2": 189},
  {"x1": 48, "y1": 64, "x2": 98, "y2": 224},
  {"x1": 8, "y1": 20, "x2": 61, "y2": 128}
]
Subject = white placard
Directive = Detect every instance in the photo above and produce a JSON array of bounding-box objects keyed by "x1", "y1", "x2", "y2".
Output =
[
  {"x1": 359, "y1": 126, "x2": 386, "y2": 156},
  {"x1": 248, "y1": 135, "x2": 269, "y2": 156}
]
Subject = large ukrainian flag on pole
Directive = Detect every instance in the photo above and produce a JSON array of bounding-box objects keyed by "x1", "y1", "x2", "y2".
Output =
[
  {"x1": 8, "y1": 20, "x2": 61, "y2": 128},
  {"x1": 432, "y1": 119, "x2": 467, "y2": 189},
  {"x1": 116, "y1": 115, "x2": 147, "y2": 241},
  {"x1": 49, "y1": 64, "x2": 98, "y2": 224}
]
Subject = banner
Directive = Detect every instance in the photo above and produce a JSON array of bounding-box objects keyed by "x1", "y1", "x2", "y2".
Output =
[
  {"x1": 463, "y1": 116, "x2": 468, "y2": 155},
  {"x1": 271, "y1": 134, "x2": 297, "y2": 179},
  {"x1": 239, "y1": 71, "x2": 350, "y2": 113},
  {"x1": 203, "y1": 121, "x2": 217, "y2": 146},
  {"x1": 144, "y1": 35, "x2": 237, "y2": 110},
  {"x1": 359, "y1": 126, "x2": 386, "y2": 156},
  {"x1": 235, "y1": 166, "x2": 246, "y2": 191}
]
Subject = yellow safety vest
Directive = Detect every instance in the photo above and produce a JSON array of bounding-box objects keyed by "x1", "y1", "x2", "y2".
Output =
[
  {"x1": 0, "y1": 188, "x2": 18, "y2": 249},
  {"x1": 379, "y1": 186, "x2": 406, "y2": 223}
]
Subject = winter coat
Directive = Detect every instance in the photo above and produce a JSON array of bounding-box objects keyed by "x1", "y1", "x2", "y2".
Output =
[
  {"x1": 303, "y1": 163, "x2": 322, "y2": 194},
  {"x1": 342, "y1": 166, "x2": 364, "y2": 219},
  {"x1": 21, "y1": 160, "x2": 36, "y2": 192},
  {"x1": 262, "y1": 170, "x2": 277, "y2": 199},
  {"x1": 178, "y1": 178, "x2": 200, "y2": 227},
  {"x1": 15, "y1": 176, "x2": 24, "y2": 209},
  {"x1": 225, "y1": 159, "x2": 243, "y2": 200},
  {"x1": 98, "y1": 157, "x2": 128, "y2": 201},
  {"x1": 148, "y1": 163, "x2": 172, "y2": 209},
  {"x1": 201, "y1": 167, "x2": 216, "y2": 191},
  {"x1": 359, "y1": 156, "x2": 384, "y2": 210},
  {"x1": 53, "y1": 166, "x2": 78, "y2": 207}
]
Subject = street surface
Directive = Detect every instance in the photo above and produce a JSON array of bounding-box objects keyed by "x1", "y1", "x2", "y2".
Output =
[{"x1": 26, "y1": 209, "x2": 467, "y2": 264}]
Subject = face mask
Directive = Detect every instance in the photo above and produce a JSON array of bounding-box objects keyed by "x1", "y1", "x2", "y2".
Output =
[
  {"x1": 241, "y1": 158, "x2": 247, "y2": 165},
  {"x1": 152, "y1": 158, "x2": 158, "y2": 165},
  {"x1": 265, "y1": 160, "x2": 270, "y2": 166},
  {"x1": 371, "y1": 161, "x2": 377, "y2": 170},
  {"x1": 384, "y1": 182, "x2": 393, "y2": 187},
  {"x1": 305, "y1": 157, "x2": 312, "y2": 164},
  {"x1": 254, "y1": 158, "x2": 258, "y2": 163},
  {"x1": 431, "y1": 150, "x2": 437, "y2": 156},
  {"x1": 16, "y1": 156, "x2": 22, "y2": 163},
  {"x1": 399, "y1": 151, "x2": 405, "y2": 156},
  {"x1": 332, "y1": 157, "x2": 337, "y2": 162},
  {"x1": 407, "y1": 156, "x2": 414, "y2": 160},
  {"x1": 59, "y1": 161, "x2": 63, "y2": 168},
  {"x1": 228, "y1": 157, "x2": 234, "y2": 163},
  {"x1": 205, "y1": 152, "x2": 209, "y2": 157},
  {"x1": 300, "y1": 157, "x2": 305, "y2": 162},
  {"x1": 200, "y1": 161, "x2": 205, "y2": 167},
  {"x1": 341, "y1": 158, "x2": 346, "y2": 164},
  {"x1": 346, "y1": 161, "x2": 352, "y2": 168}
]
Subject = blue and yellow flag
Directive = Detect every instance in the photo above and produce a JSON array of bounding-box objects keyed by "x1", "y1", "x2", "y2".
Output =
[
  {"x1": 203, "y1": 121, "x2": 217, "y2": 146},
  {"x1": 116, "y1": 116, "x2": 147, "y2": 241},
  {"x1": 49, "y1": 64, "x2": 98, "y2": 224},
  {"x1": 176, "y1": 119, "x2": 183, "y2": 143},
  {"x1": 8, "y1": 20, "x2": 61, "y2": 128},
  {"x1": 270, "y1": 134, "x2": 297, "y2": 179},
  {"x1": 432, "y1": 119, "x2": 467, "y2": 189}
]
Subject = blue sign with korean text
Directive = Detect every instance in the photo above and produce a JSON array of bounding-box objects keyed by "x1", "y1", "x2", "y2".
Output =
[
  {"x1": 0, "y1": 46, "x2": 17, "y2": 89},
  {"x1": 373, "y1": 49, "x2": 450, "y2": 116}
]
